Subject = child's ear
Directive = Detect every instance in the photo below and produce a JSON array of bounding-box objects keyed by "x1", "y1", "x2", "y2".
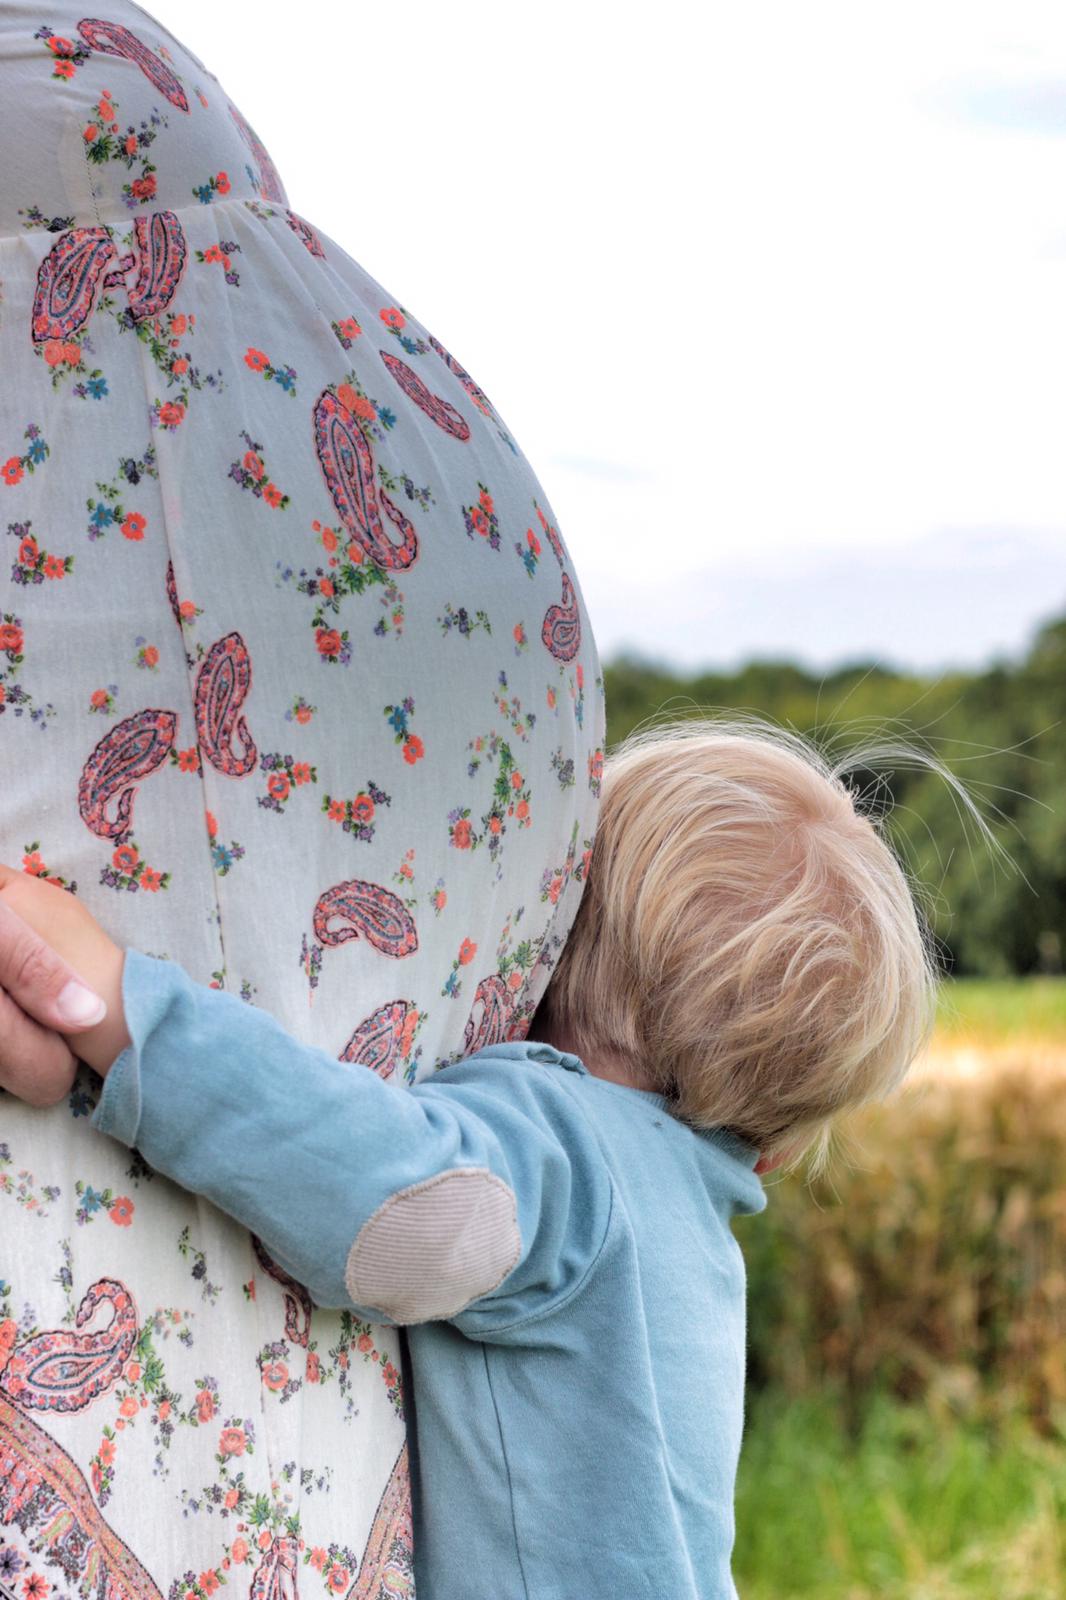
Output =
[{"x1": 753, "y1": 1146, "x2": 796, "y2": 1176}]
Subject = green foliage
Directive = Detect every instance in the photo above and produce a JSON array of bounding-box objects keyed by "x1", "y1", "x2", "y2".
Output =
[
  {"x1": 735, "y1": 1391, "x2": 1066, "y2": 1599},
  {"x1": 602, "y1": 612, "x2": 1066, "y2": 976},
  {"x1": 937, "y1": 976, "x2": 1066, "y2": 1039}
]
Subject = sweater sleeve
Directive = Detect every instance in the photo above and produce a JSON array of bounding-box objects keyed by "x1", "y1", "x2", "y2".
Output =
[{"x1": 91, "y1": 949, "x2": 613, "y2": 1332}]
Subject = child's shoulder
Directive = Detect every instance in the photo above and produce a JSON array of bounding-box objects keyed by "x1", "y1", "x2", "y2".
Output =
[
  {"x1": 432, "y1": 1043, "x2": 767, "y2": 1220},
  {"x1": 425, "y1": 1041, "x2": 593, "y2": 1121},
  {"x1": 462, "y1": 1039, "x2": 588, "y2": 1072},
  {"x1": 420, "y1": 1041, "x2": 641, "y2": 1183},
  {"x1": 425, "y1": 1042, "x2": 672, "y2": 1168}
]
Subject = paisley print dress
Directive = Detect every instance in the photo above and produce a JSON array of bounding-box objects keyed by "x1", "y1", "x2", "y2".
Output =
[{"x1": 0, "y1": 4, "x2": 603, "y2": 1596}]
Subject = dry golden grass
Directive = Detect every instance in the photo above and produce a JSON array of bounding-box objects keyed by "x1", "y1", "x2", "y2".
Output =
[
  {"x1": 743, "y1": 1051, "x2": 1066, "y2": 1431},
  {"x1": 914, "y1": 1036, "x2": 1066, "y2": 1084},
  {"x1": 738, "y1": 982, "x2": 1066, "y2": 1598}
]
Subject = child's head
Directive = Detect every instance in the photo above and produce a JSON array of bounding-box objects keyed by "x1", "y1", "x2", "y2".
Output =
[{"x1": 540, "y1": 717, "x2": 941, "y2": 1167}]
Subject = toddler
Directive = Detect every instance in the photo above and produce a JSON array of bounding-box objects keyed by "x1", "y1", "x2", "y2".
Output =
[{"x1": 0, "y1": 718, "x2": 938, "y2": 1600}]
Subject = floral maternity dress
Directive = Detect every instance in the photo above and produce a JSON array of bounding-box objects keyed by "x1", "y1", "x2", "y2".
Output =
[{"x1": 0, "y1": 5, "x2": 603, "y2": 1596}]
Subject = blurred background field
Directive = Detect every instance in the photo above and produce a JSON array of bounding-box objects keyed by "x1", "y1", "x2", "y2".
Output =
[
  {"x1": 603, "y1": 630, "x2": 1066, "y2": 1598},
  {"x1": 735, "y1": 986, "x2": 1066, "y2": 1600}
]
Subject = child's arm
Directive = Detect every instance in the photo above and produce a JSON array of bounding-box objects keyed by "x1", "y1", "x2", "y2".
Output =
[{"x1": 0, "y1": 865, "x2": 613, "y2": 1329}]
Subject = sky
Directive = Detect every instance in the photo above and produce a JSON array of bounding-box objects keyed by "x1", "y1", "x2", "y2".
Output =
[{"x1": 151, "y1": 0, "x2": 1066, "y2": 674}]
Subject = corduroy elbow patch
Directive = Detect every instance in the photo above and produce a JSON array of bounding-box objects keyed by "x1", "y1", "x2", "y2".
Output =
[{"x1": 344, "y1": 1167, "x2": 521, "y2": 1324}]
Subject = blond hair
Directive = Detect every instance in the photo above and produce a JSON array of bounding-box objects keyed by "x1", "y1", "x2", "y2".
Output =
[{"x1": 541, "y1": 717, "x2": 957, "y2": 1167}]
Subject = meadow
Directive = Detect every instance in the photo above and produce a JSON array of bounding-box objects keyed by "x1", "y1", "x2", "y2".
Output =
[{"x1": 733, "y1": 977, "x2": 1066, "y2": 1599}]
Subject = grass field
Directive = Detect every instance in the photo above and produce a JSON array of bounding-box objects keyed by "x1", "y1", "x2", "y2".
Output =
[
  {"x1": 735, "y1": 1395, "x2": 1066, "y2": 1600},
  {"x1": 734, "y1": 977, "x2": 1066, "y2": 1598},
  {"x1": 934, "y1": 976, "x2": 1066, "y2": 1043}
]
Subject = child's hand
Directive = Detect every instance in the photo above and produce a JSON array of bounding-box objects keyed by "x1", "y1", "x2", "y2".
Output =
[{"x1": 0, "y1": 863, "x2": 130, "y2": 1087}]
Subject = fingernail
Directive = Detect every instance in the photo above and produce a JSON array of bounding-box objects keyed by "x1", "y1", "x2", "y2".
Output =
[{"x1": 57, "y1": 980, "x2": 108, "y2": 1027}]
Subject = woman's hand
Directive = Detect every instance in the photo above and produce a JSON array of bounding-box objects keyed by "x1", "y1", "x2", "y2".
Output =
[{"x1": 0, "y1": 863, "x2": 130, "y2": 1100}]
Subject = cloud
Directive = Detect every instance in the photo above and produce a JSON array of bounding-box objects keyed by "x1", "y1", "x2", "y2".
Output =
[
  {"x1": 921, "y1": 76, "x2": 1066, "y2": 136},
  {"x1": 581, "y1": 527, "x2": 1066, "y2": 674},
  {"x1": 550, "y1": 455, "x2": 654, "y2": 484}
]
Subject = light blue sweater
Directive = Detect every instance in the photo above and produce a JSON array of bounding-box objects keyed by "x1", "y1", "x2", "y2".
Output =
[{"x1": 93, "y1": 949, "x2": 767, "y2": 1599}]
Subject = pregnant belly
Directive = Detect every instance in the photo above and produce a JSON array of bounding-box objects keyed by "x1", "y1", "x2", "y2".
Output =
[{"x1": 0, "y1": 21, "x2": 601, "y2": 1584}]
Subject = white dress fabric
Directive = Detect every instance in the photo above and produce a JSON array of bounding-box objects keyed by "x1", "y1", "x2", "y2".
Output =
[{"x1": 0, "y1": 4, "x2": 603, "y2": 1595}]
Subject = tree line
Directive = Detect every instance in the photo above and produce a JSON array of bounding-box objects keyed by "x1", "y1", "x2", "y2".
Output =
[{"x1": 602, "y1": 611, "x2": 1066, "y2": 977}]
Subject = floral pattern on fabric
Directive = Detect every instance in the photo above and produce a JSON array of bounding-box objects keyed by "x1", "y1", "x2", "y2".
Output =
[{"x1": 0, "y1": 1, "x2": 602, "y2": 1592}]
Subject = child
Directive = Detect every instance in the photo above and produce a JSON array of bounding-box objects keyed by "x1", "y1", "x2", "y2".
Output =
[{"x1": 0, "y1": 718, "x2": 938, "y2": 1599}]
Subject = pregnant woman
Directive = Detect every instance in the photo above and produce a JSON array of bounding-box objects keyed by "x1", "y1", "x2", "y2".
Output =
[{"x1": 0, "y1": 4, "x2": 602, "y2": 1594}]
